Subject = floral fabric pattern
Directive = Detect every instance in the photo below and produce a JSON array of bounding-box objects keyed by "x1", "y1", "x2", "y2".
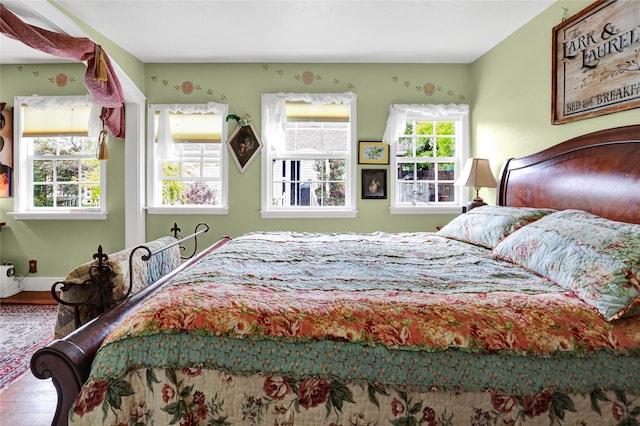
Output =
[
  {"x1": 70, "y1": 367, "x2": 640, "y2": 426},
  {"x1": 436, "y1": 205, "x2": 555, "y2": 248},
  {"x1": 68, "y1": 232, "x2": 640, "y2": 425},
  {"x1": 493, "y1": 209, "x2": 640, "y2": 320}
]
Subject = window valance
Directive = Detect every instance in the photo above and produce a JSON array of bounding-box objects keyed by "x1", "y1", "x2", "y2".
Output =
[
  {"x1": 383, "y1": 103, "x2": 469, "y2": 144},
  {"x1": 20, "y1": 95, "x2": 102, "y2": 138},
  {"x1": 262, "y1": 92, "x2": 355, "y2": 155},
  {"x1": 154, "y1": 102, "x2": 228, "y2": 159},
  {"x1": 0, "y1": 4, "x2": 125, "y2": 138}
]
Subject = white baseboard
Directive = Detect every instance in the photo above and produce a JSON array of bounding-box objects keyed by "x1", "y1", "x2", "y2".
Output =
[{"x1": 12, "y1": 276, "x2": 63, "y2": 292}]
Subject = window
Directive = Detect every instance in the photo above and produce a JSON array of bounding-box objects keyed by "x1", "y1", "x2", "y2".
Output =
[
  {"x1": 261, "y1": 92, "x2": 356, "y2": 218},
  {"x1": 384, "y1": 104, "x2": 469, "y2": 214},
  {"x1": 147, "y1": 103, "x2": 228, "y2": 214},
  {"x1": 12, "y1": 95, "x2": 106, "y2": 220}
]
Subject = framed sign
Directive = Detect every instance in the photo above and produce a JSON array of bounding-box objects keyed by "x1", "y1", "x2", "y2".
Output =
[
  {"x1": 552, "y1": 0, "x2": 640, "y2": 124},
  {"x1": 227, "y1": 123, "x2": 262, "y2": 173}
]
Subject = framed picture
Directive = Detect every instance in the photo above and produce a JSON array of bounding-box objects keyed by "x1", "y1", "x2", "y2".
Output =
[
  {"x1": 552, "y1": 0, "x2": 640, "y2": 124},
  {"x1": 227, "y1": 123, "x2": 262, "y2": 173},
  {"x1": 358, "y1": 141, "x2": 389, "y2": 164},
  {"x1": 362, "y1": 169, "x2": 387, "y2": 199},
  {"x1": 0, "y1": 104, "x2": 13, "y2": 197}
]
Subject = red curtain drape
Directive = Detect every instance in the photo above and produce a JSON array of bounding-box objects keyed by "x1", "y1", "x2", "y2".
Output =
[{"x1": 0, "y1": 4, "x2": 126, "y2": 138}]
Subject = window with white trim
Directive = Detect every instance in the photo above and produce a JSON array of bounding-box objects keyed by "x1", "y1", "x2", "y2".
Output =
[
  {"x1": 261, "y1": 92, "x2": 356, "y2": 218},
  {"x1": 12, "y1": 95, "x2": 107, "y2": 220},
  {"x1": 384, "y1": 104, "x2": 469, "y2": 214},
  {"x1": 147, "y1": 103, "x2": 228, "y2": 214}
]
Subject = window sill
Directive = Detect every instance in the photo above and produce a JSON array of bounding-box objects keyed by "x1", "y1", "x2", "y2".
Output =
[
  {"x1": 146, "y1": 206, "x2": 229, "y2": 215},
  {"x1": 390, "y1": 205, "x2": 463, "y2": 215},
  {"x1": 260, "y1": 209, "x2": 357, "y2": 219},
  {"x1": 8, "y1": 210, "x2": 108, "y2": 220}
]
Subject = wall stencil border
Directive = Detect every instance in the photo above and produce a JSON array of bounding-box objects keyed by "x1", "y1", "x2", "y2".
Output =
[
  {"x1": 149, "y1": 75, "x2": 228, "y2": 101},
  {"x1": 148, "y1": 64, "x2": 468, "y2": 104},
  {"x1": 11, "y1": 65, "x2": 82, "y2": 89}
]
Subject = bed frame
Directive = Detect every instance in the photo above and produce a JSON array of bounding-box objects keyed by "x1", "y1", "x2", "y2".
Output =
[
  {"x1": 51, "y1": 223, "x2": 210, "y2": 332},
  {"x1": 31, "y1": 224, "x2": 232, "y2": 426},
  {"x1": 498, "y1": 125, "x2": 640, "y2": 224},
  {"x1": 30, "y1": 124, "x2": 640, "y2": 426}
]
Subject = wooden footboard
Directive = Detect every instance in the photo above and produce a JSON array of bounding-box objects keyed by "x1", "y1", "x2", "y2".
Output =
[{"x1": 30, "y1": 235, "x2": 232, "y2": 426}]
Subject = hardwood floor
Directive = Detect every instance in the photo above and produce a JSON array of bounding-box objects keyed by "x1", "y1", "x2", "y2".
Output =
[
  {"x1": 1, "y1": 290, "x2": 57, "y2": 305},
  {"x1": 0, "y1": 373, "x2": 57, "y2": 426},
  {"x1": 0, "y1": 291, "x2": 58, "y2": 426}
]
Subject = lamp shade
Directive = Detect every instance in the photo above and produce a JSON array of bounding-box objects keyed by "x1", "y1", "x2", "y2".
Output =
[{"x1": 454, "y1": 158, "x2": 497, "y2": 188}]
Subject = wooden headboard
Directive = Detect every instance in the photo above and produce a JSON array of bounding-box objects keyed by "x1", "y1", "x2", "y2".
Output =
[{"x1": 498, "y1": 125, "x2": 640, "y2": 224}]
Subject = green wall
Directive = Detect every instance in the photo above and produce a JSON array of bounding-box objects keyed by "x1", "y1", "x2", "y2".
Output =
[
  {"x1": 0, "y1": 64, "x2": 128, "y2": 276},
  {"x1": 470, "y1": 0, "x2": 638, "y2": 203},
  {"x1": 2, "y1": 0, "x2": 638, "y2": 279},
  {"x1": 144, "y1": 63, "x2": 471, "y2": 243},
  {"x1": 1, "y1": 62, "x2": 471, "y2": 277}
]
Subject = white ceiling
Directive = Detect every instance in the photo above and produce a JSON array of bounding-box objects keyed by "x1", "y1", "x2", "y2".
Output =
[{"x1": 1, "y1": 0, "x2": 555, "y2": 65}]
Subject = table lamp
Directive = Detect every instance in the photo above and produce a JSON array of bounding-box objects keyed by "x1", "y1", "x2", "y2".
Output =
[{"x1": 455, "y1": 158, "x2": 497, "y2": 212}]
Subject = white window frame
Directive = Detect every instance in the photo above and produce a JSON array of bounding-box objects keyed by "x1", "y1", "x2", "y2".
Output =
[
  {"x1": 260, "y1": 92, "x2": 357, "y2": 219},
  {"x1": 385, "y1": 104, "x2": 470, "y2": 215},
  {"x1": 146, "y1": 103, "x2": 229, "y2": 215},
  {"x1": 10, "y1": 95, "x2": 107, "y2": 220}
]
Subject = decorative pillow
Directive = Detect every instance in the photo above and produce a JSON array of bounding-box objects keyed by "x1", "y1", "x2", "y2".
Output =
[
  {"x1": 493, "y1": 209, "x2": 640, "y2": 321},
  {"x1": 54, "y1": 260, "x2": 101, "y2": 339},
  {"x1": 435, "y1": 205, "x2": 555, "y2": 249},
  {"x1": 54, "y1": 236, "x2": 181, "y2": 338}
]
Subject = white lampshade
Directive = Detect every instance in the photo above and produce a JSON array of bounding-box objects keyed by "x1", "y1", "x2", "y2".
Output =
[{"x1": 455, "y1": 158, "x2": 497, "y2": 189}]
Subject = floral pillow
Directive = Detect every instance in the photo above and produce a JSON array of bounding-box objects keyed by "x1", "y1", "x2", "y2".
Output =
[
  {"x1": 436, "y1": 205, "x2": 555, "y2": 249},
  {"x1": 493, "y1": 209, "x2": 640, "y2": 321}
]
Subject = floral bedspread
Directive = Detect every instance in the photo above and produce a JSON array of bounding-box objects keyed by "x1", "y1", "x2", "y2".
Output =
[{"x1": 69, "y1": 232, "x2": 640, "y2": 425}]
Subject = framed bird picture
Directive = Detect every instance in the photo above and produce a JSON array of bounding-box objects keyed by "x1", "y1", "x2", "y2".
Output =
[{"x1": 358, "y1": 141, "x2": 389, "y2": 165}]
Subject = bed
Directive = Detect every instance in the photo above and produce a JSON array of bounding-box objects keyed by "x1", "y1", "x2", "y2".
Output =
[{"x1": 31, "y1": 125, "x2": 640, "y2": 426}]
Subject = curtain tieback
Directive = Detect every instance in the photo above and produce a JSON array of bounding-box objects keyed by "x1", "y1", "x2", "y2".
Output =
[
  {"x1": 93, "y1": 45, "x2": 108, "y2": 82},
  {"x1": 97, "y1": 128, "x2": 109, "y2": 160}
]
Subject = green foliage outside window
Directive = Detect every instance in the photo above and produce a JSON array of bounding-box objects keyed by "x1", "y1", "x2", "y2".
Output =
[
  {"x1": 397, "y1": 120, "x2": 457, "y2": 203},
  {"x1": 161, "y1": 162, "x2": 217, "y2": 205},
  {"x1": 404, "y1": 121, "x2": 455, "y2": 157},
  {"x1": 313, "y1": 159, "x2": 345, "y2": 206},
  {"x1": 31, "y1": 137, "x2": 101, "y2": 208}
]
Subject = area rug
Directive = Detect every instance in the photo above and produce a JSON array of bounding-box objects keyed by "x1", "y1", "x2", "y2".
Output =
[{"x1": 0, "y1": 303, "x2": 57, "y2": 392}]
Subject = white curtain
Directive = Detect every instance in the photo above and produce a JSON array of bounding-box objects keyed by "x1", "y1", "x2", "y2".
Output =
[
  {"x1": 382, "y1": 103, "x2": 469, "y2": 144},
  {"x1": 156, "y1": 102, "x2": 227, "y2": 160},
  {"x1": 20, "y1": 95, "x2": 102, "y2": 138},
  {"x1": 262, "y1": 92, "x2": 355, "y2": 156}
]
